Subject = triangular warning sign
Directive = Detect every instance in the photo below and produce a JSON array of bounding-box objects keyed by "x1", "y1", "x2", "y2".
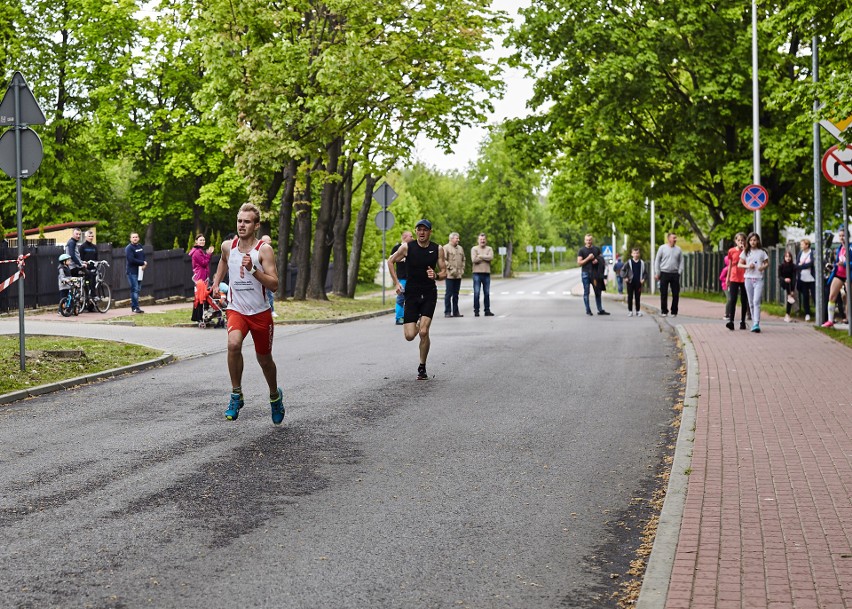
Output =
[{"x1": 0, "y1": 72, "x2": 46, "y2": 127}]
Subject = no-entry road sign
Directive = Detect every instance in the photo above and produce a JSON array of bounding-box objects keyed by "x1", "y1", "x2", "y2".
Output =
[
  {"x1": 741, "y1": 184, "x2": 768, "y2": 211},
  {"x1": 821, "y1": 145, "x2": 852, "y2": 188}
]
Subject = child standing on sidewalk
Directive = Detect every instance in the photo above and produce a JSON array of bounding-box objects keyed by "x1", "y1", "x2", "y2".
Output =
[
  {"x1": 620, "y1": 246, "x2": 646, "y2": 317},
  {"x1": 725, "y1": 233, "x2": 749, "y2": 331},
  {"x1": 778, "y1": 250, "x2": 796, "y2": 323},
  {"x1": 739, "y1": 232, "x2": 769, "y2": 333}
]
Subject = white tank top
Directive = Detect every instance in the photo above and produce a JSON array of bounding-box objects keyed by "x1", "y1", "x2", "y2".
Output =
[{"x1": 227, "y1": 237, "x2": 270, "y2": 315}]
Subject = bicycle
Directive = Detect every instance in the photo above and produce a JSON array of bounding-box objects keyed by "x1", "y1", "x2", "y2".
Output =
[
  {"x1": 58, "y1": 276, "x2": 85, "y2": 317},
  {"x1": 82, "y1": 260, "x2": 112, "y2": 313}
]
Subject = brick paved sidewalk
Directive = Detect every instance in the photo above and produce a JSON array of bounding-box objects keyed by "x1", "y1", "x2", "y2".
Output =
[{"x1": 663, "y1": 319, "x2": 852, "y2": 608}]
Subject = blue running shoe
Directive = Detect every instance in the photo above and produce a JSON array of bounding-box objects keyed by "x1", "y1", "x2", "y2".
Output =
[
  {"x1": 225, "y1": 392, "x2": 244, "y2": 420},
  {"x1": 270, "y1": 387, "x2": 285, "y2": 425}
]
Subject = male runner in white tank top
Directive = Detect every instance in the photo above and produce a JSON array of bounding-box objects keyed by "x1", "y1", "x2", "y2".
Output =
[{"x1": 211, "y1": 203, "x2": 285, "y2": 424}]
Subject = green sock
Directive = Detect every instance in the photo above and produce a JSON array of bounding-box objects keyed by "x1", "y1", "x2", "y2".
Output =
[{"x1": 232, "y1": 386, "x2": 242, "y2": 395}]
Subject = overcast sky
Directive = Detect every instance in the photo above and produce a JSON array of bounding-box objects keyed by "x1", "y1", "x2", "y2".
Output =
[{"x1": 409, "y1": 0, "x2": 534, "y2": 173}]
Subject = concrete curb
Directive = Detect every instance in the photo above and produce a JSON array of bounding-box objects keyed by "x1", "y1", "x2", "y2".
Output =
[
  {"x1": 635, "y1": 325, "x2": 698, "y2": 608},
  {"x1": 0, "y1": 354, "x2": 175, "y2": 406}
]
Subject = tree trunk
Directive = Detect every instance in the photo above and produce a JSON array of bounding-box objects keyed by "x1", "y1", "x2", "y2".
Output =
[
  {"x1": 292, "y1": 166, "x2": 313, "y2": 301},
  {"x1": 331, "y1": 158, "x2": 354, "y2": 296},
  {"x1": 261, "y1": 169, "x2": 284, "y2": 237},
  {"x1": 347, "y1": 174, "x2": 375, "y2": 298},
  {"x1": 307, "y1": 138, "x2": 342, "y2": 300},
  {"x1": 276, "y1": 160, "x2": 296, "y2": 298},
  {"x1": 505, "y1": 240, "x2": 513, "y2": 278}
]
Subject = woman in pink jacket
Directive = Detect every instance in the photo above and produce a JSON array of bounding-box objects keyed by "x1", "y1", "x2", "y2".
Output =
[{"x1": 189, "y1": 234, "x2": 214, "y2": 282}]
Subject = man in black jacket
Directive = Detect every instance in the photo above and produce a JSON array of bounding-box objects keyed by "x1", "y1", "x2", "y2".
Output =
[{"x1": 125, "y1": 232, "x2": 147, "y2": 313}]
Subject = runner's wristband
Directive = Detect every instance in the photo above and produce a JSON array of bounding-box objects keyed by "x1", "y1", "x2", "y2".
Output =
[{"x1": 249, "y1": 266, "x2": 256, "y2": 275}]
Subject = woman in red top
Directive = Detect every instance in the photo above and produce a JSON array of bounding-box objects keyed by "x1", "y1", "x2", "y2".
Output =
[
  {"x1": 725, "y1": 232, "x2": 749, "y2": 331},
  {"x1": 823, "y1": 228, "x2": 850, "y2": 328}
]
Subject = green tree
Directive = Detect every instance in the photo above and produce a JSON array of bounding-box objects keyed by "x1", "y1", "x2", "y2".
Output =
[
  {"x1": 0, "y1": 0, "x2": 138, "y2": 231},
  {"x1": 195, "y1": 0, "x2": 506, "y2": 299},
  {"x1": 508, "y1": 1, "x2": 850, "y2": 251},
  {"x1": 468, "y1": 124, "x2": 540, "y2": 276}
]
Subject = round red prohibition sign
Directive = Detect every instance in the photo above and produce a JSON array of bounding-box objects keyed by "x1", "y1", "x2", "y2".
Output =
[
  {"x1": 741, "y1": 184, "x2": 768, "y2": 211},
  {"x1": 821, "y1": 145, "x2": 852, "y2": 187}
]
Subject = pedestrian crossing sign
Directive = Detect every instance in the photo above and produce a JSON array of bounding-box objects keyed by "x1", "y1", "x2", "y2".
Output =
[{"x1": 601, "y1": 245, "x2": 613, "y2": 259}]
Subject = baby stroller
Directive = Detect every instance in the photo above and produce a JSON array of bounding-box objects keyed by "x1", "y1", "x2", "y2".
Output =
[{"x1": 193, "y1": 280, "x2": 227, "y2": 328}]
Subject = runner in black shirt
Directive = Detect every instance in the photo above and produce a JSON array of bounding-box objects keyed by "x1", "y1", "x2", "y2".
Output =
[{"x1": 387, "y1": 219, "x2": 448, "y2": 380}]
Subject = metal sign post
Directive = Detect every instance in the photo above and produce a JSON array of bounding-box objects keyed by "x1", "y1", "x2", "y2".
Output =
[
  {"x1": 0, "y1": 72, "x2": 46, "y2": 371},
  {"x1": 844, "y1": 187, "x2": 851, "y2": 337},
  {"x1": 820, "y1": 146, "x2": 852, "y2": 336},
  {"x1": 372, "y1": 182, "x2": 397, "y2": 306}
]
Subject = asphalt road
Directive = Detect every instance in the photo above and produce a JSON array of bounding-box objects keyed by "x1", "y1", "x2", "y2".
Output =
[{"x1": 0, "y1": 270, "x2": 681, "y2": 608}]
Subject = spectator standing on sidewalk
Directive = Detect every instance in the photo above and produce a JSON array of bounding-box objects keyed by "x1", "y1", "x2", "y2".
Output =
[
  {"x1": 577, "y1": 234, "x2": 609, "y2": 316},
  {"x1": 190, "y1": 234, "x2": 214, "y2": 282},
  {"x1": 390, "y1": 231, "x2": 412, "y2": 325},
  {"x1": 613, "y1": 254, "x2": 624, "y2": 294},
  {"x1": 471, "y1": 232, "x2": 494, "y2": 317},
  {"x1": 795, "y1": 238, "x2": 815, "y2": 322},
  {"x1": 443, "y1": 232, "x2": 465, "y2": 317},
  {"x1": 654, "y1": 232, "x2": 684, "y2": 317},
  {"x1": 65, "y1": 228, "x2": 83, "y2": 272},
  {"x1": 620, "y1": 246, "x2": 646, "y2": 317},
  {"x1": 79, "y1": 230, "x2": 99, "y2": 310},
  {"x1": 725, "y1": 232, "x2": 749, "y2": 331},
  {"x1": 125, "y1": 232, "x2": 147, "y2": 314},
  {"x1": 79, "y1": 230, "x2": 98, "y2": 264},
  {"x1": 739, "y1": 232, "x2": 769, "y2": 333},
  {"x1": 779, "y1": 249, "x2": 797, "y2": 323},
  {"x1": 822, "y1": 228, "x2": 851, "y2": 328}
]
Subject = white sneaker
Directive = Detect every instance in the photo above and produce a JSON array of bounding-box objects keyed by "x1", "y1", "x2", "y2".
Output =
[
  {"x1": 637, "y1": 311, "x2": 643, "y2": 317},
  {"x1": 805, "y1": 314, "x2": 811, "y2": 322},
  {"x1": 784, "y1": 314, "x2": 791, "y2": 323},
  {"x1": 272, "y1": 311, "x2": 279, "y2": 318},
  {"x1": 628, "y1": 311, "x2": 633, "y2": 317}
]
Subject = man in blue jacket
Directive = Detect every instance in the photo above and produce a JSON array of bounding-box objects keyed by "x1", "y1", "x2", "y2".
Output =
[{"x1": 125, "y1": 232, "x2": 147, "y2": 313}]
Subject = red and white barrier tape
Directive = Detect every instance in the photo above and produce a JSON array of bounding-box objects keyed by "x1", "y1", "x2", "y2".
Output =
[{"x1": 0, "y1": 254, "x2": 30, "y2": 294}]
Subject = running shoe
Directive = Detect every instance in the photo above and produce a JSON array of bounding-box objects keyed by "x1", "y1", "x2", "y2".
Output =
[
  {"x1": 417, "y1": 364, "x2": 428, "y2": 380},
  {"x1": 822, "y1": 320, "x2": 834, "y2": 328},
  {"x1": 726, "y1": 321, "x2": 735, "y2": 331},
  {"x1": 751, "y1": 324, "x2": 761, "y2": 333},
  {"x1": 225, "y1": 392, "x2": 244, "y2": 421},
  {"x1": 270, "y1": 387, "x2": 285, "y2": 425}
]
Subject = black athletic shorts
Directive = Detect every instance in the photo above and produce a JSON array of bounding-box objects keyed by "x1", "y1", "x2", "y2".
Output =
[{"x1": 403, "y1": 289, "x2": 437, "y2": 324}]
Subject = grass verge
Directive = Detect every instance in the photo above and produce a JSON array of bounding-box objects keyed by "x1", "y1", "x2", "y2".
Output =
[
  {"x1": 109, "y1": 294, "x2": 392, "y2": 327},
  {"x1": 1, "y1": 335, "x2": 162, "y2": 394}
]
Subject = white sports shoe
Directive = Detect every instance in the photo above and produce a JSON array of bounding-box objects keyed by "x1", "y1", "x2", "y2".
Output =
[
  {"x1": 628, "y1": 311, "x2": 633, "y2": 317},
  {"x1": 637, "y1": 311, "x2": 644, "y2": 317},
  {"x1": 805, "y1": 314, "x2": 811, "y2": 321}
]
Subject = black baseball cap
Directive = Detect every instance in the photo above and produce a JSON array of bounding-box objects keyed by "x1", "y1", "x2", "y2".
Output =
[{"x1": 415, "y1": 219, "x2": 432, "y2": 230}]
